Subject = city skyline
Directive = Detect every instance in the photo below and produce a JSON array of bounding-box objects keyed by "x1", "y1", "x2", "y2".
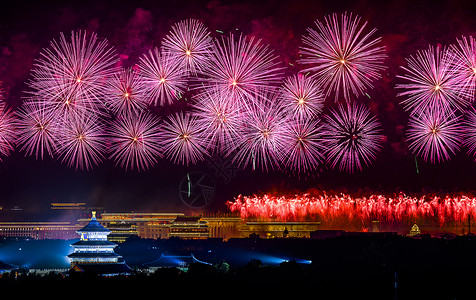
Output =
[{"x1": 0, "y1": 0, "x2": 475, "y2": 216}]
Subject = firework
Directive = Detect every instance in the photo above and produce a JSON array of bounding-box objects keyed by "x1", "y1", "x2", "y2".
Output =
[
  {"x1": 0, "y1": 102, "x2": 17, "y2": 160},
  {"x1": 108, "y1": 112, "x2": 163, "y2": 171},
  {"x1": 226, "y1": 192, "x2": 476, "y2": 228},
  {"x1": 162, "y1": 18, "x2": 213, "y2": 75},
  {"x1": 232, "y1": 91, "x2": 288, "y2": 171},
  {"x1": 16, "y1": 100, "x2": 59, "y2": 160},
  {"x1": 322, "y1": 102, "x2": 384, "y2": 173},
  {"x1": 406, "y1": 109, "x2": 463, "y2": 163},
  {"x1": 198, "y1": 33, "x2": 284, "y2": 104},
  {"x1": 192, "y1": 86, "x2": 243, "y2": 155},
  {"x1": 27, "y1": 30, "x2": 118, "y2": 116},
  {"x1": 104, "y1": 67, "x2": 148, "y2": 116},
  {"x1": 160, "y1": 112, "x2": 208, "y2": 166},
  {"x1": 448, "y1": 35, "x2": 476, "y2": 101},
  {"x1": 396, "y1": 45, "x2": 470, "y2": 116},
  {"x1": 280, "y1": 73, "x2": 325, "y2": 120},
  {"x1": 463, "y1": 107, "x2": 476, "y2": 160},
  {"x1": 298, "y1": 12, "x2": 386, "y2": 101},
  {"x1": 281, "y1": 117, "x2": 326, "y2": 174},
  {"x1": 138, "y1": 47, "x2": 188, "y2": 106},
  {"x1": 55, "y1": 113, "x2": 107, "y2": 170}
]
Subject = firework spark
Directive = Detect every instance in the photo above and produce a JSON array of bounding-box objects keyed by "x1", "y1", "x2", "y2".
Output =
[
  {"x1": 299, "y1": 12, "x2": 386, "y2": 101},
  {"x1": 322, "y1": 102, "x2": 384, "y2": 173},
  {"x1": 280, "y1": 73, "x2": 325, "y2": 120},
  {"x1": 448, "y1": 35, "x2": 476, "y2": 102},
  {"x1": 16, "y1": 100, "x2": 58, "y2": 160},
  {"x1": 406, "y1": 109, "x2": 463, "y2": 163},
  {"x1": 27, "y1": 30, "x2": 118, "y2": 116},
  {"x1": 162, "y1": 18, "x2": 213, "y2": 75},
  {"x1": 104, "y1": 67, "x2": 148, "y2": 116},
  {"x1": 138, "y1": 47, "x2": 188, "y2": 106},
  {"x1": 198, "y1": 33, "x2": 284, "y2": 104},
  {"x1": 160, "y1": 112, "x2": 208, "y2": 166},
  {"x1": 108, "y1": 112, "x2": 163, "y2": 171},
  {"x1": 0, "y1": 102, "x2": 17, "y2": 160},
  {"x1": 396, "y1": 45, "x2": 470, "y2": 116},
  {"x1": 55, "y1": 113, "x2": 107, "y2": 170}
]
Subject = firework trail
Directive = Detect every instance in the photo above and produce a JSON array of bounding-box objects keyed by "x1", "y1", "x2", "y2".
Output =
[
  {"x1": 298, "y1": 12, "x2": 386, "y2": 102},
  {"x1": 138, "y1": 47, "x2": 188, "y2": 106},
  {"x1": 104, "y1": 67, "x2": 148, "y2": 116},
  {"x1": 192, "y1": 85, "x2": 243, "y2": 156},
  {"x1": 396, "y1": 45, "x2": 470, "y2": 116},
  {"x1": 162, "y1": 18, "x2": 213, "y2": 75},
  {"x1": 280, "y1": 73, "x2": 325, "y2": 120},
  {"x1": 463, "y1": 107, "x2": 476, "y2": 161},
  {"x1": 232, "y1": 90, "x2": 288, "y2": 172},
  {"x1": 198, "y1": 33, "x2": 284, "y2": 106},
  {"x1": 160, "y1": 111, "x2": 208, "y2": 166},
  {"x1": 55, "y1": 113, "x2": 107, "y2": 171},
  {"x1": 406, "y1": 109, "x2": 463, "y2": 163},
  {"x1": 16, "y1": 100, "x2": 59, "y2": 160},
  {"x1": 322, "y1": 102, "x2": 384, "y2": 173},
  {"x1": 108, "y1": 112, "x2": 163, "y2": 171},
  {"x1": 281, "y1": 116, "x2": 326, "y2": 174},
  {"x1": 27, "y1": 30, "x2": 118, "y2": 117}
]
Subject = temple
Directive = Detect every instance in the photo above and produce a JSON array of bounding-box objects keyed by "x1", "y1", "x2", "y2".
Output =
[{"x1": 67, "y1": 211, "x2": 132, "y2": 276}]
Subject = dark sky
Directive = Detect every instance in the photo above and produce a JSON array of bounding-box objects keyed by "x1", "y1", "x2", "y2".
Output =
[{"x1": 0, "y1": 0, "x2": 476, "y2": 217}]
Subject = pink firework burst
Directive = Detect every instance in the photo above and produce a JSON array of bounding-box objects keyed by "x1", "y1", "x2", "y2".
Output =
[
  {"x1": 298, "y1": 12, "x2": 387, "y2": 101},
  {"x1": 27, "y1": 30, "x2": 118, "y2": 116},
  {"x1": 55, "y1": 113, "x2": 107, "y2": 171},
  {"x1": 108, "y1": 112, "x2": 163, "y2": 171},
  {"x1": 396, "y1": 45, "x2": 470, "y2": 116},
  {"x1": 160, "y1": 112, "x2": 208, "y2": 166},
  {"x1": 198, "y1": 33, "x2": 284, "y2": 104},
  {"x1": 0, "y1": 101, "x2": 17, "y2": 160},
  {"x1": 16, "y1": 100, "x2": 59, "y2": 160},
  {"x1": 280, "y1": 73, "x2": 325, "y2": 120},
  {"x1": 462, "y1": 107, "x2": 476, "y2": 160},
  {"x1": 232, "y1": 91, "x2": 288, "y2": 172},
  {"x1": 138, "y1": 47, "x2": 188, "y2": 106},
  {"x1": 449, "y1": 35, "x2": 476, "y2": 101},
  {"x1": 104, "y1": 67, "x2": 148, "y2": 116},
  {"x1": 162, "y1": 18, "x2": 213, "y2": 75},
  {"x1": 322, "y1": 102, "x2": 384, "y2": 173},
  {"x1": 406, "y1": 109, "x2": 463, "y2": 164},
  {"x1": 281, "y1": 116, "x2": 326, "y2": 174},
  {"x1": 192, "y1": 86, "x2": 243, "y2": 155}
]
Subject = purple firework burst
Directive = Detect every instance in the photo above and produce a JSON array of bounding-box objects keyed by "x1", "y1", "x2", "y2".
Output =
[
  {"x1": 138, "y1": 47, "x2": 188, "y2": 106},
  {"x1": 463, "y1": 107, "x2": 476, "y2": 161},
  {"x1": 396, "y1": 45, "x2": 470, "y2": 116},
  {"x1": 406, "y1": 109, "x2": 462, "y2": 164},
  {"x1": 162, "y1": 18, "x2": 213, "y2": 75},
  {"x1": 104, "y1": 67, "x2": 148, "y2": 116},
  {"x1": 160, "y1": 112, "x2": 208, "y2": 166},
  {"x1": 55, "y1": 113, "x2": 107, "y2": 170},
  {"x1": 449, "y1": 35, "x2": 476, "y2": 101},
  {"x1": 16, "y1": 100, "x2": 59, "y2": 160},
  {"x1": 198, "y1": 33, "x2": 284, "y2": 105},
  {"x1": 299, "y1": 12, "x2": 387, "y2": 102},
  {"x1": 108, "y1": 112, "x2": 163, "y2": 171},
  {"x1": 232, "y1": 90, "x2": 288, "y2": 172},
  {"x1": 280, "y1": 73, "x2": 325, "y2": 120},
  {"x1": 281, "y1": 116, "x2": 326, "y2": 174},
  {"x1": 192, "y1": 86, "x2": 243, "y2": 155},
  {"x1": 0, "y1": 101, "x2": 17, "y2": 160},
  {"x1": 322, "y1": 102, "x2": 384, "y2": 173},
  {"x1": 27, "y1": 30, "x2": 118, "y2": 116}
]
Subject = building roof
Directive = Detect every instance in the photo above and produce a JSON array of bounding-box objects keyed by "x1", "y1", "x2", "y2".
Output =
[
  {"x1": 77, "y1": 214, "x2": 110, "y2": 233},
  {"x1": 67, "y1": 252, "x2": 122, "y2": 259},
  {"x1": 71, "y1": 240, "x2": 117, "y2": 247}
]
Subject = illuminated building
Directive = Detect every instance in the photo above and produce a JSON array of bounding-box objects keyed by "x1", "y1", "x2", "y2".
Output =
[
  {"x1": 169, "y1": 216, "x2": 209, "y2": 239},
  {"x1": 0, "y1": 222, "x2": 79, "y2": 239},
  {"x1": 68, "y1": 212, "x2": 132, "y2": 275}
]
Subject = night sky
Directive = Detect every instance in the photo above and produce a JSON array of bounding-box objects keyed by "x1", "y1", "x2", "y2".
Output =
[{"x1": 0, "y1": 0, "x2": 476, "y2": 218}]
